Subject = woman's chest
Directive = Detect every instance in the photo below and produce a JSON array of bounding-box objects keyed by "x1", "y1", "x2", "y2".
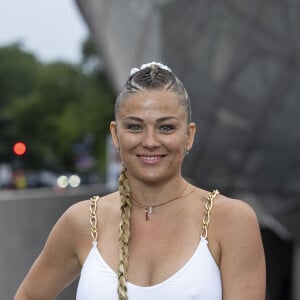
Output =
[
  {"x1": 101, "y1": 216, "x2": 204, "y2": 286},
  {"x1": 77, "y1": 237, "x2": 222, "y2": 300}
]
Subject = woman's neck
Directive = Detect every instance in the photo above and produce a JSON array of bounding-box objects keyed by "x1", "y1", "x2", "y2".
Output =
[{"x1": 128, "y1": 176, "x2": 188, "y2": 207}]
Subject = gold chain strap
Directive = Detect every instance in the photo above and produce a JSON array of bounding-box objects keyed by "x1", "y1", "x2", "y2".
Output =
[
  {"x1": 201, "y1": 190, "x2": 219, "y2": 239},
  {"x1": 89, "y1": 195, "x2": 100, "y2": 241}
]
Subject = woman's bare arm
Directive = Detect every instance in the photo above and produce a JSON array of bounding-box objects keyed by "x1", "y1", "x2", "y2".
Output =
[
  {"x1": 14, "y1": 201, "x2": 88, "y2": 300},
  {"x1": 219, "y1": 199, "x2": 266, "y2": 300}
]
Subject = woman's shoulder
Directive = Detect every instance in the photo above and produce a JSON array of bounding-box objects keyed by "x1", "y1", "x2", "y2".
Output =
[
  {"x1": 212, "y1": 192, "x2": 261, "y2": 242},
  {"x1": 56, "y1": 191, "x2": 120, "y2": 233},
  {"x1": 213, "y1": 191, "x2": 257, "y2": 214},
  {"x1": 214, "y1": 192, "x2": 258, "y2": 220},
  {"x1": 64, "y1": 191, "x2": 120, "y2": 220},
  {"x1": 61, "y1": 192, "x2": 120, "y2": 233}
]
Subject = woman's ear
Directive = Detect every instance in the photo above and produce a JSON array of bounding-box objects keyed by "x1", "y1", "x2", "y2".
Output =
[
  {"x1": 186, "y1": 122, "x2": 196, "y2": 152},
  {"x1": 110, "y1": 121, "x2": 120, "y2": 149}
]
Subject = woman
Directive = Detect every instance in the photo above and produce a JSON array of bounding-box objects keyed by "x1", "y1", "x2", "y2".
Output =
[{"x1": 14, "y1": 62, "x2": 266, "y2": 299}]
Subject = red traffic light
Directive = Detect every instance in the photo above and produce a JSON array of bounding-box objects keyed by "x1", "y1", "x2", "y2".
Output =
[{"x1": 13, "y1": 142, "x2": 27, "y2": 156}]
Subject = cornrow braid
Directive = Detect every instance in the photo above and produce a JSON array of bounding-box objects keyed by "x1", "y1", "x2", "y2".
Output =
[
  {"x1": 117, "y1": 165, "x2": 132, "y2": 300},
  {"x1": 115, "y1": 63, "x2": 192, "y2": 123}
]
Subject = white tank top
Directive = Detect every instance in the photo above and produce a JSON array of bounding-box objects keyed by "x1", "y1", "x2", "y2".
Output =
[{"x1": 76, "y1": 191, "x2": 222, "y2": 300}]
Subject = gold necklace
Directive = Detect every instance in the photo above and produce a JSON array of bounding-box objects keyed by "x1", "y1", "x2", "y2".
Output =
[{"x1": 131, "y1": 182, "x2": 196, "y2": 221}]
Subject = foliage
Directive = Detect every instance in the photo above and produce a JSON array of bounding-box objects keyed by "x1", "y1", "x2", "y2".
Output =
[{"x1": 0, "y1": 42, "x2": 115, "y2": 173}]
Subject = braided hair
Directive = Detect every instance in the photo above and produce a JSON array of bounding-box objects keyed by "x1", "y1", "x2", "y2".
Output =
[
  {"x1": 115, "y1": 62, "x2": 191, "y2": 299},
  {"x1": 115, "y1": 62, "x2": 191, "y2": 123},
  {"x1": 117, "y1": 165, "x2": 131, "y2": 300}
]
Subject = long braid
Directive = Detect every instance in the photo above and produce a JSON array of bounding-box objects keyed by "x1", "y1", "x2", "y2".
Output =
[
  {"x1": 114, "y1": 62, "x2": 191, "y2": 299},
  {"x1": 117, "y1": 165, "x2": 132, "y2": 300}
]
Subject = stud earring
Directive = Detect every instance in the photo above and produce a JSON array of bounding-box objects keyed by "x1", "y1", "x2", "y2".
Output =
[{"x1": 185, "y1": 149, "x2": 189, "y2": 156}]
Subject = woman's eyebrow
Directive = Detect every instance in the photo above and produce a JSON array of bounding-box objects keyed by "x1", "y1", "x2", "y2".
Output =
[
  {"x1": 156, "y1": 116, "x2": 179, "y2": 122},
  {"x1": 123, "y1": 116, "x2": 144, "y2": 122},
  {"x1": 122, "y1": 116, "x2": 179, "y2": 123}
]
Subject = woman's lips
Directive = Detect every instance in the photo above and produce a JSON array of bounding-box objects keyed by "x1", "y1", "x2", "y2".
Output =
[{"x1": 136, "y1": 154, "x2": 167, "y2": 163}]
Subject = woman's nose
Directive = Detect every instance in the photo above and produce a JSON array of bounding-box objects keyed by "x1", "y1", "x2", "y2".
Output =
[{"x1": 142, "y1": 129, "x2": 160, "y2": 148}]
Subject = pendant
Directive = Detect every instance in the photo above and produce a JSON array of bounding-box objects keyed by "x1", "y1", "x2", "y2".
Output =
[{"x1": 145, "y1": 207, "x2": 153, "y2": 221}]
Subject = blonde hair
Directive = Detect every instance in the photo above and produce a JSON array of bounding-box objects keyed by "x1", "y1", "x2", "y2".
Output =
[
  {"x1": 115, "y1": 64, "x2": 191, "y2": 123},
  {"x1": 117, "y1": 165, "x2": 132, "y2": 300},
  {"x1": 115, "y1": 63, "x2": 191, "y2": 299}
]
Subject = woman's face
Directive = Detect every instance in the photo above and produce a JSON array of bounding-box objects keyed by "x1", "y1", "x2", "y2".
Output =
[{"x1": 110, "y1": 89, "x2": 196, "y2": 183}]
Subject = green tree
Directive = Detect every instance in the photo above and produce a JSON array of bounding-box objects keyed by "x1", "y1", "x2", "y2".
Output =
[
  {"x1": 0, "y1": 44, "x2": 39, "y2": 160},
  {"x1": 0, "y1": 43, "x2": 38, "y2": 106},
  {"x1": 0, "y1": 42, "x2": 115, "y2": 174}
]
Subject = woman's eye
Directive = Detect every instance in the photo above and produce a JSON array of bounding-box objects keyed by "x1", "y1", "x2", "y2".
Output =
[
  {"x1": 159, "y1": 124, "x2": 175, "y2": 132},
  {"x1": 127, "y1": 124, "x2": 143, "y2": 131}
]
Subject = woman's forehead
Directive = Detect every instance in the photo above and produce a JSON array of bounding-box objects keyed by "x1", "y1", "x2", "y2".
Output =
[{"x1": 118, "y1": 89, "x2": 184, "y2": 115}]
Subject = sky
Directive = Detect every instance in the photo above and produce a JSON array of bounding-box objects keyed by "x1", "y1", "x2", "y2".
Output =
[{"x1": 0, "y1": 0, "x2": 88, "y2": 64}]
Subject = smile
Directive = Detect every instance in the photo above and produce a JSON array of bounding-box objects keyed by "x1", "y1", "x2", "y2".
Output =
[
  {"x1": 140, "y1": 156, "x2": 161, "y2": 160},
  {"x1": 136, "y1": 154, "x2": 167, "y2": 163}
]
